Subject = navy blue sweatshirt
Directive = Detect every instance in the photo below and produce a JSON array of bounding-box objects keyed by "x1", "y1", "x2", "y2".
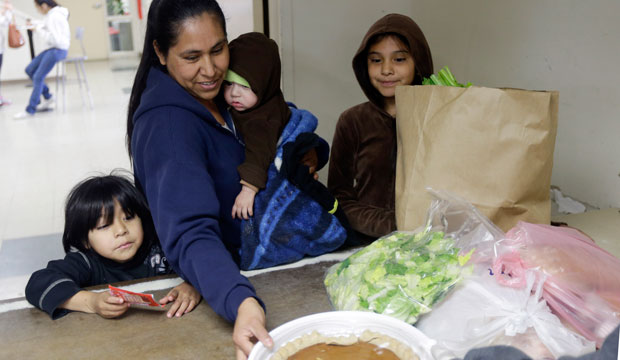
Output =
[
  {"x1": 26, "y1": 244, "x2": 171, "y2": 319},
  {"x1": 131, "y1": 67, "x2": 262, "y2": 323}
]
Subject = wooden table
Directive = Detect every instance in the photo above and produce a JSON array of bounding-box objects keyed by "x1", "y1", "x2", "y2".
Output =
[{"x1": 0, "y1": 261, "x2": 338, "y2": 359}]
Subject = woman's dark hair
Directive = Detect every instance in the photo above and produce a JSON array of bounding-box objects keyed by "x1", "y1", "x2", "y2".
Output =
[
  {"x1": 34, "y1": 0, "x2": 59, "y2": 8},
  {"x1": 62, "y1": 171, "x2": 158, "y2": 254},
  {"x1": 126, "y1": 0, "x2": 227, "y2": 159}
]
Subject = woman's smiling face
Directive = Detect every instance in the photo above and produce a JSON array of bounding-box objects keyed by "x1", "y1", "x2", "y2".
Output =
[{"x1": 155, "y1": 12, "x2": 229, "y2": 107}]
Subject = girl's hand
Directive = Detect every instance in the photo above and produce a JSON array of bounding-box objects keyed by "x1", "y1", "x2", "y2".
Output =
[
  {"x1": 60, "y1": 290, "x2": 128, "y2": 318},
  {"x1": 233, "y1": 297, "x2": 273, "y2": 360},
  {"x1": 232, "y1": 185, "x2": 257, "y2": 220},
  {"x1": 158, "y1": 281, "x2": 201, "y2": 318},
  {"x1": 89, "y1": 291, "x2": 130, "y2": 318}
]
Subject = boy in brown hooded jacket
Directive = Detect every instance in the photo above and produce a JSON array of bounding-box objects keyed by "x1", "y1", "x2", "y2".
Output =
[
  {"x1": 224, "y1": 32, "x2": 292, "y2": 218},
  {"x1": 328, "y1": 14, "x2": 434, "y2": 242},
  {"x1": 225, "y1": 32, "x2": 331, "y2": 220}
]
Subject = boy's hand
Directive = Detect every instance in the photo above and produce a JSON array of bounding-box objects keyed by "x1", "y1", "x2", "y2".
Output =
[
  {"x1": 159, "y1": 282, "x2": 201, "y2": 318},
  {"x1": 300, "y1": 148, "x2": 318, "y2": 176},
  {"x1": 232, "y1": 185, "x2": 257, "y2": 220},
  {"x1": 89, "y1": 291, "x2": 130, "y2": 318}
]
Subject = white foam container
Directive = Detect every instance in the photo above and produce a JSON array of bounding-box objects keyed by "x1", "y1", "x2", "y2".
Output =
[{"x1": 248, "y1": 311, "x2": 437, "y2": 360}]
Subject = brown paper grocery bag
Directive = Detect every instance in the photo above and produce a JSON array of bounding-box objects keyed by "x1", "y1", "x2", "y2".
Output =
[{"x1": 395, "y1": 85, "x2": 558, "y2": 232}]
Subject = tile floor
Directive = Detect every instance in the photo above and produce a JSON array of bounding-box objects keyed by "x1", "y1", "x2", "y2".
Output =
[{"x1": 0, "y1": 58, "x2": 137, "y2": 299}]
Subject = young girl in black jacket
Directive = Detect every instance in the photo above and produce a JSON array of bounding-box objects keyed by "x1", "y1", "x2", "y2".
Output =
[{"x1": 26, "y1": 173, "x2": 200, "y2": 319}]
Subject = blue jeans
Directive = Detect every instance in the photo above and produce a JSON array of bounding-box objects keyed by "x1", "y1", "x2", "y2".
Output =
[{"x1": 25, "y1": 48, "x2": 67, "y2": 114}]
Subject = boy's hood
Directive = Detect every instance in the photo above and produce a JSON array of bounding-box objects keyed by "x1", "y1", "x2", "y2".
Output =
[
  {"x1": 227, "y1": 32, "x2": 290, "y2": 135},
  {"x1": 228, "y1": 32, "x2": 282, "y2": 104},
  {"x1": 352, "y1": 13, "x2": 434, "y2": 109}
]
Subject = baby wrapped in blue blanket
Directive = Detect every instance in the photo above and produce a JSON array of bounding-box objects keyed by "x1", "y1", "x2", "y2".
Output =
[
  {"x1": 239, "y1": 104, "x2": 355, "y2": 270},
  {"x1": 224, "y1": 32, "x2": 353, "y2": 270}
]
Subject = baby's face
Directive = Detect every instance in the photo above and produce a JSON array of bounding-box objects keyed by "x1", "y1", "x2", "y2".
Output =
[{"x1": 223, "y1": 82, "x2": 258, "y2": 112}]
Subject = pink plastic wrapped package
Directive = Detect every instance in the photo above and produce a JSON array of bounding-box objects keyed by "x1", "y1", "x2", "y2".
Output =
[{"x1": 497, "y1": 221, "x2": 620, "y2": 347}]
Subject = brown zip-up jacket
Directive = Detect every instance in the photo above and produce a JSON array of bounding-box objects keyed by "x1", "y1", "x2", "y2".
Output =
[
  {"x1": 228, "y1": 32, "x2": 291, "y2": 190},
  {"x1": 327, "y1": 14, "x2": 433, "y2": 242}
]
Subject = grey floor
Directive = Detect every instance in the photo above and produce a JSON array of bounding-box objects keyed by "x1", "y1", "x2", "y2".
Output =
[{"x1": 0, "y1": 58, "x2": 137, "y2": 300}]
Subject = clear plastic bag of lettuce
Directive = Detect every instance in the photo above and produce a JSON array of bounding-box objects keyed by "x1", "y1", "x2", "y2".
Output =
[{"x1": 324, "y1": 188, "x2": 504, "y2": 323}]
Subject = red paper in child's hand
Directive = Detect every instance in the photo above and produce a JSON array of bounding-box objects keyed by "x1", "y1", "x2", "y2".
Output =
[{"x1": 108, "y1": 285, "x2": 163, "y2": 307}]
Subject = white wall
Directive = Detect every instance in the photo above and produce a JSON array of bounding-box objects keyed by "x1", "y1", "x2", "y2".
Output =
[
  {"x1": 275, "y1": 0, "x2": 620, "y2": 209},
  {"x1": 219, "y1": 0, "x2": 255, "y2": 41},
  {"x1": 136, "y1": 0, "x2": 257, "y2": 46},
  {"x1": 60, "y1": 0, "x2": 109, "y2": 60},
  {"x1": 138, "y1": 0, "x2": 258, "y2": 43}
]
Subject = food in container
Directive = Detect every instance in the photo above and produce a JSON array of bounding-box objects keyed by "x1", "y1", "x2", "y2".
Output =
[{"x1": 248, "y1": 311, "x2": 436, "y2": 360}]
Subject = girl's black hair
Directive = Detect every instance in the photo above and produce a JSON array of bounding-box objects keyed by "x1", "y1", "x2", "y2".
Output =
[
  {"x1": 62, "y1": 171, "x2": 158, "y2": 254},
  {"x1": 126, "y1": 0, "x2": 227, "y2": 159},
  {"x1": 34, "y1": 0, "x2": 59, "y2": 8}
]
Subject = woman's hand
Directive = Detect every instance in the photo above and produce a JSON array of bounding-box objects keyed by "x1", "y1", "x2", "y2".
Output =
[
  {"x1": 232, "y1": 185, "x2": 257, "y2": 220},
  {"x1": 159, "y1": 281, "x2": 201, "y2": 318},
  {"x1": 233, "y1": 297, "x2": 273, "y2": 360}
]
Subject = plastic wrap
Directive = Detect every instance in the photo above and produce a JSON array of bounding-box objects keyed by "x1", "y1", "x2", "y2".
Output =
[
  {"x1": 497, "y1": 222, "x2": 620, "y2": 346},
  {"x1": 417, "y1": 269, "x2": 595, "y2": 359},
  {"x1": 323, "y1": 189, "x2": 502, "y2": 323}
]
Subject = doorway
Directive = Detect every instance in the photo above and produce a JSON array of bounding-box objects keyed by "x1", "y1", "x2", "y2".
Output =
[{"x1": 105, "y1": 0, "x2": 140, "y2": 57}]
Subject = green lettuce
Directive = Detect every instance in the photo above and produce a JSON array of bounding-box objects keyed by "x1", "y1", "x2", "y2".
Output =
[
  {"x1": 324, "y1": 231, "x2": 473, "y2": 323},
  {"x1": 422, "y1": 66, "x2": 472, "y2": 87}
]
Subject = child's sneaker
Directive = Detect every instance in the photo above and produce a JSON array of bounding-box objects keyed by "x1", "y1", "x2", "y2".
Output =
[
  {"x1": 13, "y1": 111, "x2": 34, "y2": 120},
  {"x1": 0, "y1": 97, "x2": 11, "y2": 106},
  {"x1": 38, "y1": 96, "x2": 55, "y2": 110}
]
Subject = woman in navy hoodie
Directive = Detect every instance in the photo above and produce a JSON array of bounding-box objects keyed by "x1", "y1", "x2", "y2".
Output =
[{"x1": 126, "y1": 1, "x2": 273, "y2": 358}]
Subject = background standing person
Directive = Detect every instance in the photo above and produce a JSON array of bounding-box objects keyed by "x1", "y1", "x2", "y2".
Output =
[
  {"x1": 0, "y1": 0, "x2": 13, "y2": 106},
  {"x1": 126, "y1": 1, "x2": 272, "y2": 358},
  {"x1": 327, "y1": 13, "x2": 434, "y2": 243},
  {"x1": 13, "y1": 0, "x2": 69, "y2": 119}
]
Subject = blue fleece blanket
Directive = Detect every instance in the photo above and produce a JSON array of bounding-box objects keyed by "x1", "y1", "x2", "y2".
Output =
[{"x1": 239, "y1": 107, "x2": 347, "y2": 270}]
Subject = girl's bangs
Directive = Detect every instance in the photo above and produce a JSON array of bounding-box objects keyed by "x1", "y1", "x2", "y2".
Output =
[
  {"x1": 114, "y1": 190, "x2": 139, "y2": 218},
  {"x1": 86, "y1": 185, "x2": 138, "y2": 229}
]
